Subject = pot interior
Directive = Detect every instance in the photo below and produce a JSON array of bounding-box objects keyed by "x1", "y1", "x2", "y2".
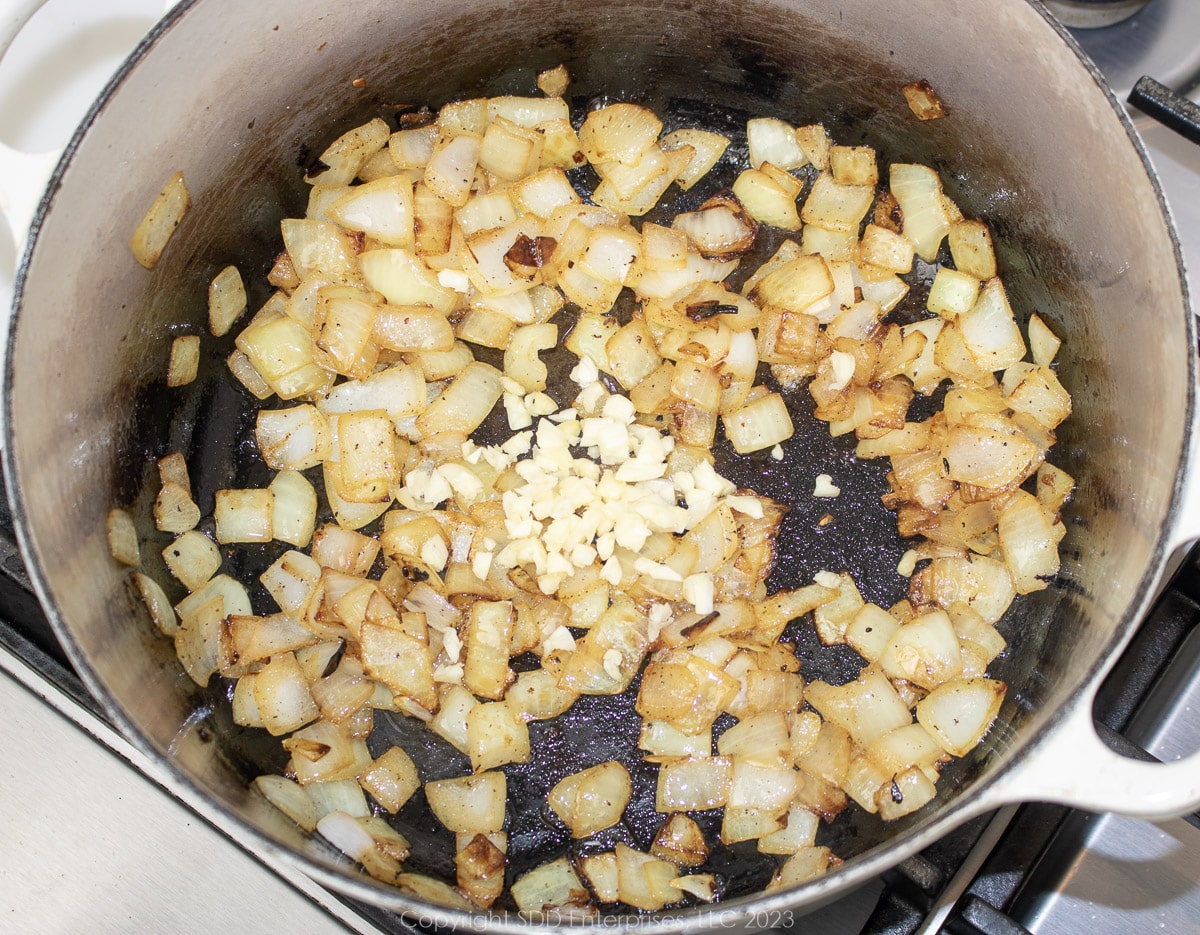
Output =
[{"x1": 4, "y1": 0, "x2": 1191, "y2": 923}]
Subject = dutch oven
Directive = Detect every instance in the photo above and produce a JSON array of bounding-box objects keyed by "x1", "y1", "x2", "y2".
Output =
[{"x1": 3, "y1": 0, "x2": 1199, "y2": 929}]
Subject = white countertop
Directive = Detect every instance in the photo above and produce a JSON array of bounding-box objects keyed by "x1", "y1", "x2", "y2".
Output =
[{"x1": 0, "y1": 649, "x2": 376, "y2": 934}]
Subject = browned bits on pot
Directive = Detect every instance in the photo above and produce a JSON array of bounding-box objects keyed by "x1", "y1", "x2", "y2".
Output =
[
  {"x1": 874, "y1": 189, "x2": 903, "y2": 233},
  {"x1": 395, "y1": 106, "x2": 434, "y2": 129},
  {"x1": 503, "y1": 233, "x2": 555, "y2": 276}
]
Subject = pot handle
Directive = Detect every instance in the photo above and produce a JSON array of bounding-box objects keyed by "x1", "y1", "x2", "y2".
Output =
[
  {"x1": 0, "y1": 0, "x2": 60, "y2": 257},
  {"x1": 0, "y1": 143, "x2": 60, "y2": 257},
  {"x1": 1162, "y1": 392, "x2": 1200, "y2": 559},
  {"x1": 0, "y1": 0, "x2": 185, "y2": 257},
  {"x1": 982, "y1": 682, "x2": 1200, "y2": 822}
]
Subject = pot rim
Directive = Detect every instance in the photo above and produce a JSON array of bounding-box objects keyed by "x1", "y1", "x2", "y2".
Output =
[{"x1": 2, "y1": 0, "x2": 1194, "y2": 928}]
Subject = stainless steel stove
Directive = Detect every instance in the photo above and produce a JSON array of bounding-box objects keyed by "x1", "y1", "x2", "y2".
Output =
[{"x1": 0, "y1": 1, "x2": 1198, "y2": 932}]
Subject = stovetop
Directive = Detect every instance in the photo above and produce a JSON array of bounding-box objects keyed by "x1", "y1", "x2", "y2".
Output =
[{"x1": 1, "y1": 2, "x2": 1199, "y2": 933}]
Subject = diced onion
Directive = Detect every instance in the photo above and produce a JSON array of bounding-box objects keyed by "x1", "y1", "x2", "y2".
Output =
[
  {"x1": 214, "y1": 488, "x2": 274, "y2": 543},
  {"x1": 254, "y1": 652, "x2": 320, "y2": 736},
  {"x1": 129, "y1": 69, "x2": 1073, "y2": 912},
  {"x1": 253, "y1": 775, "x2": 318, "y2": 831},
  {"x1": 579, "y1": 103, "x2": 663, "y2": 166},
  {"x1": 208, "y1": 265, "x2": 248, "y2": 337},
  {"x1": 722, "y1": 392, "x2": 794, "y2": 454},
  {"x1": 135, "y1": 571, "x2": 177, "y2": 636},
  {"x1": 890, "y1": 163, "x2": 949, "y2": 262},
  {"x1": 166, "y1": 335, "x2": 201, "y2": 387},
  {"x1": 901, "y1": 79, "x2": 948, "y2": 121},
  {"x1": 360, "y1": 746, "x2": 421, "y2": 814},
  {"x1": 511, "y1": 856, "x2": 589, "y2": 916},
  {"x1": 548, "y1": 761, "x2": 633, "y2": 838},
  {"x1": 425, "y1": 772, "x2": 507, "y2": 834},
  {"x1": 154, "y1": 481, "x2": 200, "y2": 534},
  {"x1": 162, "y1": 529, "x2": 221, "y2": 592},
  {"x1": 916, "y1": 677, "x2": 1006, "y2": 757},
  {"x1": 131, "y1": 170, "x2": 190, "y2": 269},
  {"x1": 106, "y1": 508, "x2": 140, "y2": 566}
]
